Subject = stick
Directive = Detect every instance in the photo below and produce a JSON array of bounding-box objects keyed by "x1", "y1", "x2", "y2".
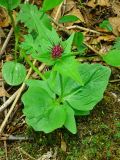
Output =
[
  {"x1": 66, "y1": 25, "x2": 101, "y2": 34},
  {"x1": 0, "y1": 90, "x2": 19, "y2": 112},
  {"x1": 0, "y1": 28, "x2": 14, "y2": 55}
]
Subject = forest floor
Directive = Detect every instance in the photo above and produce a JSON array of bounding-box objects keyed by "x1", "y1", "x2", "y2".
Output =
[{"x1": 0, "y1": 0, "x2": 120, "y2": 160}]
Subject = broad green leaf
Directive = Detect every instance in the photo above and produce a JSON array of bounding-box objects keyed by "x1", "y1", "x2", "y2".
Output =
[
  {"x1": 22, "y1": 63, "x2": 111, "y2": 134},
  {"x1": 102, "y1": 49, "x2": 120, "y2": 66},
  {"x1": 63, "y1": 64, "x2": 111, "y2": 111},
  {"x1": 22, "y1": 81, "x2": 66, "y2": 133},
  {"x1": 54, "y1": 57, "x2": 84, "y2": 85},
  {"x1": 42, "y1": 0, "x2": 63, "y2": 11},
  {"x1": 59, "y1": 15, "x2": 79, "y2": 23},
  {"x1": 0, "y1": 0, "x2": 20, "y2": 10},
  {"x1": 2, "y1": 61, "x2": 26, "y2": 86},
  {"x1": 99, "y1": 20, "x2": 112, "y2": 32},
  {"x1": 74, "y1": 32, "x2": 84, "y2": 47},
  {"x1": 74, "y1": 110, "x2": 90, "y2": 116},
  {"x1": 64, "y1": 105, "x2": 77, "y2": 134},
  {"x1": 73, "y1": 32, "x2": 86, "y2": 53}
]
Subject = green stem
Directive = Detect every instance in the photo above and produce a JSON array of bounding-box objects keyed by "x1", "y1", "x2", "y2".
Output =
[
  {"x1": 8, "y1": 10, "x2": 18, "y2": 62},
  {"x1": 22, "y1": 51, "x2": 46, "y2": 80},
  {"x1": 57, "y1": 74, "x2": 63, "y2": 103}
]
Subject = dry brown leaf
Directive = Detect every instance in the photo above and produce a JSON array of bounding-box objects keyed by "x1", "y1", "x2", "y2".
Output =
[
  {"x1": 99, "y1": 45, "x2": 111, "y2": 55},
  {"x1": 70, "y1": 7, "x2": 84, "y2": 23},
  {"x1": 97, "y1": 0, "x2": 110, "y2": 6},
  {"x1": 0, "y1": 27, "x2": 5, "y2": 37},
  {"x1": 112, "y1": 2, "x2": 120, "y2": 17},
  {"x1": 91, "y1": 35, "x2": 115, "y2": 44},
  {"x1": 0, "y1": 8, "x2": 10, "y2": 27},
  {"x1": 97, "y1": 35, "x2": 115, "y2": 43},
  {"x1": 65, "y1": 0, "x2": 75, "y2": 13},
  {"x1": 51, "y1": 6, "x2": 62, "y2": 21},
  {"x1": 109, "y1": 17, "x2": 120, "y2": 36},
  {"x1": 87, "y1": 0, "x2": 110, "y2": 8},
  {"x1": 95, "y1": 26, "x2": 109, "y2": 33},
  {"x1": 0, "y1": 87, "x2": 9, "y2": 97},
  {"x1": 86, "y1": 0, "x2": 96, "y2": 8},
  {"x1": 64, "y1": 6, "x2": 84, "y2": 27},
  {"x1": 61, "y1": 139, "x2": 67, "y2": 152}
]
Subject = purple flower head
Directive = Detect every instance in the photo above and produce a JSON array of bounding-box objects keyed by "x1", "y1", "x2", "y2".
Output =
[{"x1": 51, "y1": 45, "x2": 63, "y2": 59}]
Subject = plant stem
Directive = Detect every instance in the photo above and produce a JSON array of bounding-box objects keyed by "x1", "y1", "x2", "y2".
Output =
[
  {"x1": 60, "y1": 74, "x2": 63, "y2": 97},
  {"x1": 22, "y1": 51, "x2": 46, "y2": 80},
  {"x1": 8, "y1": 10, "x2": 18, "y2": 62}
]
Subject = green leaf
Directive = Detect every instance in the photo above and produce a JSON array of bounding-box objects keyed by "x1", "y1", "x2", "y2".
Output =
[
  {"x1": 0, "y1": 0, "x2": 20, "y2": 10},
  {"x1": 42, "y1": 0, "x2": 63, "y2": 11},
  {"x1": 99, "y1": 20, "x2": 112, "y2": 32},
  {"x1": 2, "y1": 61, "x2": 26, "y2": 86},
  {"x1": 62, "y1": 33, "x2": 74, "y2": 55},
  {"x1": 112, "y1": 37, "x2": 120, "y2": 50},
  {"x1": 74, "y1": 109, "x2": 90, "y2": 116},
  {"x1": 22, "y1": 80, "x2": 66, "y2": 133},
  {"x1": 22, "y1": 63, "x2": 110, "y2": 134},
  {"x1": 20, "y1": 34, "x2": 41, "y2": 54},
  {"x1": 17, "y1": 4, "x2": 51, "y2": 33},
  {"x1": 64, "y1": 105, "x2": 77, "y2": 134},
  {"x1": 102, "y1": 49, "x2": 120, "y2": 67},
  {"x1": 54, "y1": 57, "x2": 84, "y2": 85},
  {"x1": 63, "y1": 64, "x2": 111, "y2": 111},
  {"x1": 59, "y1": 15, "x2": 79, "y2": 23},
  {"x1": 73, "y1": 32, "x2": 86, "y2": 53}
]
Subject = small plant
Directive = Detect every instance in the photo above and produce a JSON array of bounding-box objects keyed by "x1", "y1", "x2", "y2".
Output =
[
  {"x1": 1, "y1": 0, "x2": 120, "y2": 134},
  {"x1": 0, "y1": 0, "x2": 26, "y2": 86},
  {"x1": 99, "y1": 20, "x2": 113, "y2": 32}
]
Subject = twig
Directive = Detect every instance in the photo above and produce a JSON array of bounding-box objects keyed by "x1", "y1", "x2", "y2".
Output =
[
  {"x1": 32, "y1": 63, "x2": 45, "y2": 78},
  {"x1": 0, "y1": 90, "x2": 19, "y2": 112},
  {"x1": 18, "y1": 147, "x2": 36, "y2": 160},
  {"x1": 0, "y1": 28, "x2": 14, "y2": 55},
  {"x1": 66, "y1": 25, "x2": 101, "y2": 34},
  {"x1": 0, "y1": 60, "x2": 37, "y2": 135},
  {"x1": 54, "y1": 2, "x2": 63, "y2": 21},
  {"x1": 110, "y1": 79, "x2": 120, "y2": 83},
  {"x1": 0, "y1": 135, "x2": 33, "y2": 141},
  {"x1": 84, "y1": 42, "x2": 100, "y2": 55}
]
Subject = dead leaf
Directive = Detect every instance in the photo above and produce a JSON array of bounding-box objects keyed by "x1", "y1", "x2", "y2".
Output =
[
  {"x1": 109, "y1": 17, "x2": 120, "y2": 36},
  {"x1": 87, "y1": 0, "x2": 110, "y2": 8},
  {"x1": 97, "y1": 0, "x2": 110, "y2": 6},
  {"x1": 69, "y1": 7, "x2": 84, "y2": 23},
  {"x1": 0, "y1": 27, "x2": 5, "y2": 37},
  {"x1": 112, "y1": 2, "x2": 120, "y2": 17},
  {"x1": 86, "y1": 0, "x2": 97, "y2": 8},
  {"x1": 97, "y1": 35, "x2": 115, "y2": 43},
  {"x1": 64, "y1": 0, "x2": 75, "y2": 13},
  {"x1": 99, "y1": 45, "x2": 111, "y2": 55},
  {"x1": 0, "y1": 87, "x2": 9, "y2": 97},
  {"x1": 61, "y1": 139, "x2": 67, "y2": 152},
  {"x1": 51, "y1": 5, "x2": 62, "y2": 21},
  {"x1": 91, "y1": 35, "x2": 115, "y2": 44},
  {"x1": 0, "y1": 7, "x2": 10, "y2": 27},
  {"x1": 64, "y1": 6, "x2": 84, "y2": 27}
]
